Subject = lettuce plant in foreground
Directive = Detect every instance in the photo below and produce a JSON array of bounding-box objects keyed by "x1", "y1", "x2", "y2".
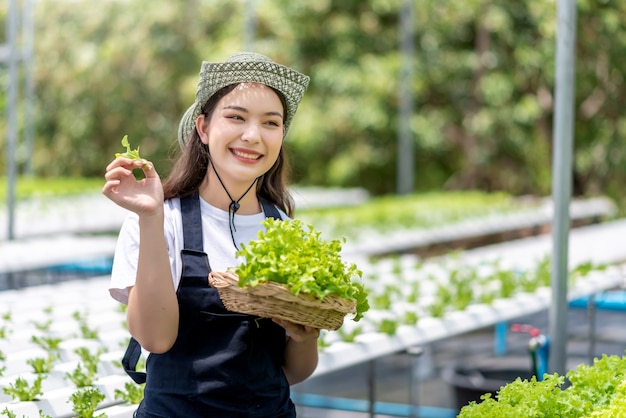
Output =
[
  {"x1": 458, "y1": 354, "x2": 626, "y2": 417},
  {"x1": 234, "y1": 218, "x2": 369, "y2": 321}
]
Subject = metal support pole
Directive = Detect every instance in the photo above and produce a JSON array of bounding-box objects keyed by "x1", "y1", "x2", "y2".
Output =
[
  {"x1": 367, "y1": 359, "x2": 376, "y2": 418},
  {"x1": 397, "y1": 0, "x2": 414, "y2": 195},
  {"x1": 6, "y1": 0, "x2": 20, "y2": 241},
  {"x1": 548, "y1": 0, "x2": 578, "y2": 376},
  {"x1": 407, "y1": 346, "x2": 424, "y2": 418},
  {"x1": 243, "y1": 0, "x2": 256, "y2": 52},
  {"x1": 23, "y1": 0, "x2": 35, "y2": 176},
  {"x1": 494, "y1": 321, "x2": 508, "y2": 356},
  {"x1": 587, "y1": 294, "x2": 596, "y2": 364}
]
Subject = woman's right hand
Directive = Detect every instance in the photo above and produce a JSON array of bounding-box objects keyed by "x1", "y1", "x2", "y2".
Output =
[{"x1": 102, "y1": 157, "x2": 164, "y2": 216}]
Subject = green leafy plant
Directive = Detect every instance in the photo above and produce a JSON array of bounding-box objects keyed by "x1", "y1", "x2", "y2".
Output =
[
  {"x1": 428, "y1": 283, "x2": 453, "y2": 318},
  {"x1": 114, "y1": 381, "x2": 145, "y2": 405},
  {"x1": 68, "y1": 387, "x2": 106, "y2": 418},
  {"x1": 391, "y1": 256, "x2": 403, "y2": 276},
  {"x1": 234, "y1": 218, "x2": 369, "y2": 321},
  {"x1": 1, "y1": 407, "x2": 51, "y2": 418},
  {"x1": 317, "y1": 335, "x2": 331, "y2": 350},
  {"x1": 1, "y1": 311, "x2": 12, "y2": 342},
  {"x1": 30, "y1": 319, "x2": 52, "y2": 333},
  {"x1": 77, "y1": 347, "x2": 105, "y2": 375},
  {"x1": 31, "y1": 335, "x2": 62, "y2": 352},
  {"x1": 534, "y1": 255, "x2": 552, "y2": 288},
  {"x1": 111, "y1": 346, "x2": 146, "y2": 372},
  {"x1": 3, "y1": 375, "x2": 45, "y2": 401},
  {"x1": 297, "y1": 192, "x2": 524, "y2": 240},
  {"x1": 517, "y1": 269, "x2": 539, "y2": 293},
  {"x1": 571, "y1": 260, "x2": 608, "y2": 280},
  {"x1": 406, "y1": 281, "x2": 420, "y2": 304},
  {"x1": 494, "y1": 268, "x2": 518, "y2": 299},
  {"x1": 66, "y1": 347, "x2": 105, "y2": 388},
  {"x1": 377, "y1": 318, "x2": 399, "y2": 336},
  {"x1": 477, "y1": 276, "x2": 498, "y2": 304},
  {"x1": 338, "y1": 326, "x2": 363, "y2": 343},
  {"x1": 459, "y1": 373, "x2": 569, "y2": 417},
  {"x1": 587, "y1": 379, "x2": 626, "y2": 416},
  {"x1": 27, "y1": 354, "x2": 57, "y2": 374},
  {"x1": 403, "y1": 311, "x2": 419, "y2": 326},
  {"x1": 72, "y1": 310, "x2": 99, "y2": 340},
  {"x1": 449, "y1": 267, "x2": 476, "y2": 311},
  {"x1": 372, "y1": 292, "x2": 393, "y2": 310},
  {"x1": 0, "y1": 352, "x2": 5, "y2": 377},
  {"x1": 458, "y1": 354, "x2": 626, "y2": 417}
]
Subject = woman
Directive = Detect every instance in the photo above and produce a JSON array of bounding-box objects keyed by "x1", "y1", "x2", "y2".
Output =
[{"x1": 103, "y1": 52, "x2": 317, "y2": 417}]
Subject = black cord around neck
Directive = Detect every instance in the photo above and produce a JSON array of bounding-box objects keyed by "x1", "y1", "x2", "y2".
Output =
[{"x1": 209, "y1": 161, "x2": 258, "y2": 249}]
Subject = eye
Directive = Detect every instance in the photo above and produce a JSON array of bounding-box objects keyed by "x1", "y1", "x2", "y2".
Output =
[{"x1": 226, "y1": 114, "x2": 244, "y2": 121}]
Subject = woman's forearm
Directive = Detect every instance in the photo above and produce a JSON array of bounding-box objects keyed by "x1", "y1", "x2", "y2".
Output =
[
  {"x1": 127, "y1": 212, "x2": 179, "y2": 353},
  {"x1": 282, "y1": 335, "x2": 319, "y2": 385}
]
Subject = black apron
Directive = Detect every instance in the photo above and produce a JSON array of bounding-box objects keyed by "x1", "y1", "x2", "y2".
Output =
[{"x1": 123, "y1": 193, "x2": 295, "y2": 417}]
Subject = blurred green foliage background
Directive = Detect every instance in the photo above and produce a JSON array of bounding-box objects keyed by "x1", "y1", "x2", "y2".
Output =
[{"x1": 1, "y1": 0, "x2": 625, "y2": 205}]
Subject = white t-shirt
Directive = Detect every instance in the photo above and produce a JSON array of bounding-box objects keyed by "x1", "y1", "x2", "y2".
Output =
[{"x1": 109, "y1": 196, "x2": 288, "y2": 305}]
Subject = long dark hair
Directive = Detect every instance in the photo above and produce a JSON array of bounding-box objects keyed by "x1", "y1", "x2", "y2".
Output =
[{"x1": 162, "y1": 84, "x2": 294, "y2": 217}]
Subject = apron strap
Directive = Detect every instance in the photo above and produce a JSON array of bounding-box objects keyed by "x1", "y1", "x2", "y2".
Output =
[
  {"x1": 122, "y1": 336, "x2": 146, "y2": 384},
  {"x1": 260, "y1": 199, "x2": 282, "y2": 220},
  {"x1": 180, "y1": 192, "x2": 203, "y2": 251}
]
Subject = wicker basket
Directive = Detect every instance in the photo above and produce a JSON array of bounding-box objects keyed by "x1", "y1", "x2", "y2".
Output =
[{"x1": 208, "y1": 270, "x2": 356, "y2": 330}]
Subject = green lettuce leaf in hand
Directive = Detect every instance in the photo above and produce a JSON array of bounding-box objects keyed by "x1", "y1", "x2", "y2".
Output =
[{"x1": 115, "y1": 135, "x2": 152, "y2": 170}]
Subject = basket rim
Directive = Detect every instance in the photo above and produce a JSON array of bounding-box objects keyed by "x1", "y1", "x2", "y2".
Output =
[{"x1": 209, "y1": 270, "x2": 356, "y2": 314}]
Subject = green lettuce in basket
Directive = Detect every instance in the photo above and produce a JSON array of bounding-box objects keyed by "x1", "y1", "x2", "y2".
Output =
[{"x1": 233, "y1": 218, "x2": 370, "y2": 322}]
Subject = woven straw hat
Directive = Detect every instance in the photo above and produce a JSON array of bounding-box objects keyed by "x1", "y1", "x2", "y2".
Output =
[{"x1": 177, "y1": 52, "x2": 310, "y2": 148}]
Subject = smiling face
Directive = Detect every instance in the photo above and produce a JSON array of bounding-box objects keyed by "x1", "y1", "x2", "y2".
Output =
[{"x1": 197, "y1": 83, "x2": 285, "y2": 192}]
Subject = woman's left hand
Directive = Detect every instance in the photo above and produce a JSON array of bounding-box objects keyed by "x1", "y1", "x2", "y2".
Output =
[{"x1": 273, "y1": 319, "x2": 320, "y2": 343}]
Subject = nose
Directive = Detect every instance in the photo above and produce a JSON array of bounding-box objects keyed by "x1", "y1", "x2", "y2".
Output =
[{"x1": 241, "y1": 123, "x2": 261, "y2": 143}]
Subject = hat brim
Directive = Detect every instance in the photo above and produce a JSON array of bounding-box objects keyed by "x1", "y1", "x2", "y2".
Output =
[{"x1": 178, "y1": 53, "x2": 310, "y2": 149}]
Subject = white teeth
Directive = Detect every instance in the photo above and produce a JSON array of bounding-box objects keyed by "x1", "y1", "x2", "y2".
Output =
[{"x1": 233, "y1": 150, "x2": 260, "y2": 160}]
